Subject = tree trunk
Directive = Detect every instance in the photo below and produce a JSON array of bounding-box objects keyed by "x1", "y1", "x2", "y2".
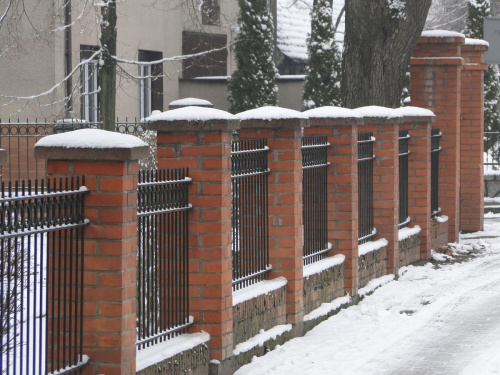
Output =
[
  {"x1": 341, "y1": 0, "x2": 431, "y2": 108},
  {"x1": 100, "y1": 1, "x2": 117, "y2": 131}
]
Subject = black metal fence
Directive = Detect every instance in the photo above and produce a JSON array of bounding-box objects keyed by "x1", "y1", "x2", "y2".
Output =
[
  {"x1": 231, "y1": 138, "x2": 270, "y2": 291},
  {"x1": 399, "y1": 130, "x2": 410, "y2": 228},
  {"x1": 0, "y1": 118, "x2": 155, "y2": 182},
  {"x1": 484, "y1": 131, "x2": 500, "y2": 171},
  {"x1": 302, "y1": 136, "x2": 330, "y2": 265},
  {"x1": 431, "y1": 128, "x2": 442, "y2": 218},
  {"x1": 0, "y1": 177, "x2": 89, "y2": 374},
  {"x1": 358, "y1": 132, "x2": 376, "y2": 244},
  {"x1": 137, "y1": 168, "x2": 192, "y2": 349}
]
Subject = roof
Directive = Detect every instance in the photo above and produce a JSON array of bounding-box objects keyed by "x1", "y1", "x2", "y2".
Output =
[{"x1": 276, "y1": 0, "x2": 345, "y2": 62}]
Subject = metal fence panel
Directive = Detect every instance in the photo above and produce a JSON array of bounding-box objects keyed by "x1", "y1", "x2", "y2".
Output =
[
  {"x1": 137, "y1": 168, "x2": 192, "y2": 349},
  {"x1": 358, "y1": 132, "x2": 376, "y2": 244},
  {"x1": 431, "y1": 128, "x2": 442, "y2": 218},
  {"x1": 0, "y1": 177, "x2": 89, "y2": 375},
  {"x1": 399, "y1": 130, "x2": 410, "y2": 228},
  {"x1": 231, "y1": 138, "x2": 270, "y2": 290},
  {"x1": 302, "y1": 136, "x2": 330, "y2": 265}
]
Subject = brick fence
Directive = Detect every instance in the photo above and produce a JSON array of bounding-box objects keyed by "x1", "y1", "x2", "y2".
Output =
[{"x1": 27, "y1": 31, "x2": 488, "y2": 375}]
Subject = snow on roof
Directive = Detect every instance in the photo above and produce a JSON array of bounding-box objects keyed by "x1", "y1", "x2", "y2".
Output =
[
  {"x1": 169, "y1": 97, "x2": 213, "y2": 106},
  {"x1": 236, "y1": 106, "x2": 308, "y2": 120},
  {"x1": 421, "y1": 30, "x2": 465, "y2": 39},
  {"x1": 304, "y1": 106, "x2": 361, "y2": 119},
  {"x1": 354, "y1": 106, "x2": 403, "y2": 119},
  {"x1": 35, "y1": 129, "x2": 147, "y2": 149},
  {"x1": 276, "y1": 0, "x2": 345, "y2": 61},
  {"x1": 145, "y1": 106, "x2": 236, "y2": 122},
  {"x1": 465, "y1": 38, "x2": 490, "y2": 47},
  {"x1": 395, "y1": 106, "x2": 435, "y2": 118}
]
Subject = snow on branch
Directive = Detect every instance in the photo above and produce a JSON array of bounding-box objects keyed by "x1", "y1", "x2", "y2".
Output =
[
  {"x1": 0, "y1": 0, "x2": 13, "y2": 29},
  {"x1": 111, "y1": 43, "x2": 230, "y2": 66},
  {"x1": 0, "y1": 48, "x2": 102, "y2": 102}
]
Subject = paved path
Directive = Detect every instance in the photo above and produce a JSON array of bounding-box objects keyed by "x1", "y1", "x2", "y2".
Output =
[
  {"x1": 358, "y1": 254, "x2": 500, "y2": 375},
  {"x1": 236, "y1": 217, "x2": 500, "y2": 375}
]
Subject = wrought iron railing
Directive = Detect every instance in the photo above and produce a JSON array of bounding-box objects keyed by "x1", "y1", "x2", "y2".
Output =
[
  {"x1": 137, "y1": 168, "x2": 192, "y2": 349},
  {"x1": 399, "y1": 130, "x2": 410, "y2": 228},
  {"x1": 0, "y1": 118, "x2": 154, "y2": 182},
  {"x1": 358, "y1": 132, "x2": 376, "y2": 244},
  {"x1": 484, "y1": 131, "x2": 500, "y2": 171},
  {"x1": 302, "y1": 135, "x2": 330, "y2": 265},
  {"x1": 231, "y1": 138, "x2": 271, "y2": 290},
  {"x1": 0, "y1": 177, "x2": 89, "y2": 375},
  {"x1": 431, "y1": 128, "x2": 442, "y2": 218}
]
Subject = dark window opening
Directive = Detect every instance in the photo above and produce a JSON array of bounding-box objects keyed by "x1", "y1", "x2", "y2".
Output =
[
  {"x1": 138, "y1": 50, "x2": 164, "y2": 118},
  {"x1": 182, "y1": 32, "x2": 227, "y2": 79}
]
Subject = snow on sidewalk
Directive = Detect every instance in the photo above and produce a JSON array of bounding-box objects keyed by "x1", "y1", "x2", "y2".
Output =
[{"x1": 236, "y1": 219, "x2": 500, "y2": 375}]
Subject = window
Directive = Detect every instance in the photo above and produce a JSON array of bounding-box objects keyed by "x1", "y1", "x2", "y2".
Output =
[
  {"x1": 201, "y1": 0, "x2": 220, "y2": 25},
  {"x1": 182, "y1": 32, "x2": 227, "y2": 79},
  {"x1": 80, "y1": 45, "x2": 100, "y2": 123},
  {"x1": 138, "y1": 50, "x2": 163, "y2": 119}
]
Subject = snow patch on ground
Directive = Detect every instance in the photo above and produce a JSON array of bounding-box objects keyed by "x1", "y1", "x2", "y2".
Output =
[
  {"x1": 146, "y1": 106, "x2": 236, "y2": 122},
  {"x1": 236, "y1": 106, "x2": 308, "y2": 120},
  {"x1": 136, "y1": 332, "x2": 210, "y2": 372},
  {"x1": 398, "y1": 225, "x2": 421, "y2": 241},
  {"x1": 233, "y1": 277, "x2": 288, "y2": 306},
  {"x1": 431, "y1": 249, "x2": 453, "y2": 262},
  {"x1": 35, "y1": 129, "x2": 147, "y2": 149},
  {"x1": 359, "y1": 238, "x2": 388, "y2": 257},
  {"x1": 358, "y1": 275, "x2": 395, "y2": 297},
  {"x1": 233, "y1": 324, "x2": 292, "y2": 356},
  {"x1": 303, "y1": 295, "x2": 351, "y2": 322}
]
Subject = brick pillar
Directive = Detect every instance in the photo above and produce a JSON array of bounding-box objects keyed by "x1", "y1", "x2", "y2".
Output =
[
  {"x1": 35, "y1": 129, "x2": 149, "y2": 375},
  {"x1": 397, "y1": 107, "x2": 435, "y2": 260},
  {"x1": 356, "y1": 107, "x2": 401, "y2": 275},
  {"x1": 236, "y1": 107, "x2": 308, "y2": 325},
  {"x1": 460, "y1": 39, "x2": 488, "y2": 232},
  {"x1": 410, "y1": 30, "x2": 465, "y2": 243},
  {"x1": 147, "y1": 108, "x2": 239, "y2": 361},
  {"x1": 303, "y1": 107, "x2": 361, "y2": 296}
]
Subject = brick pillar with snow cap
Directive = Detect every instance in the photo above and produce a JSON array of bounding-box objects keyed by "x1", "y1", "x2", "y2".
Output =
[
  {"x1": 303, "y1": 107, "x2": 361, "y2": 296},
  {"x1": 460, "y1": 38, "x2": 488, "y2": 232},
  {"x1": 355, "y1": 106, "x2": 401, "y2": 277},
  {"x1": 396, "y1": 107, "x2": 436, "y2": 261},
  {"x1": 236, "y1": 106, "x2": 308, "y2": 325},
  {"x1": 147, "y1": 107, "x2": 239, "y2": 362},
  {"x1": 410, "y1": 30, "x2": 465, "y2": 243},
  {"x1": 35, "y1": 129, "x2": 149, "y2": 375}
]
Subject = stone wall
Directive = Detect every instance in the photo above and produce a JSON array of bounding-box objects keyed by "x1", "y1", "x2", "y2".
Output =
[
  {"x1": 398, "y1": 233, "x2": 421, "y2": 269},
  {"x1": 358, "y1": 246, "x2": 388, "y2": 289},
  {"x1": 303, "y1": 263, "x2": 345, "y2": 316},
  {"x1": 232, "y1": 285, "x2": 287, "y2": 347},
  {"x1": 431, "y1": 219, "x2": 448, "y2": 250}
]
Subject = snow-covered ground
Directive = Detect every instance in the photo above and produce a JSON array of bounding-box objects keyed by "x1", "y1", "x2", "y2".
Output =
[{"x1": 236, "y1": 217, "x2": 500, "y2": 375}]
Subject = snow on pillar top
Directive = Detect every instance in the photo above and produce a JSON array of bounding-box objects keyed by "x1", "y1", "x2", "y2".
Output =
[
  {"x1": 168, "y1": 97, "x2": 214, "y2": 110},
  {"x1": 34, "y1": 129, "x2": 149, "y2": 161},
  {"x1": 145, "y1": 106, "x2": 239, "y2": 133},
  {"x1": 235, "y1": 106, "x2": 309, "y2": 129},
  {"x1": 304, "y1": 106, "x2": 363, "y2": 127},
  {"x1": 354, "y1": 106, "x2": 403, "y2": 125},
  {"x1": 394, "y1": 106, "x2": 436, "y2": 124}
]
